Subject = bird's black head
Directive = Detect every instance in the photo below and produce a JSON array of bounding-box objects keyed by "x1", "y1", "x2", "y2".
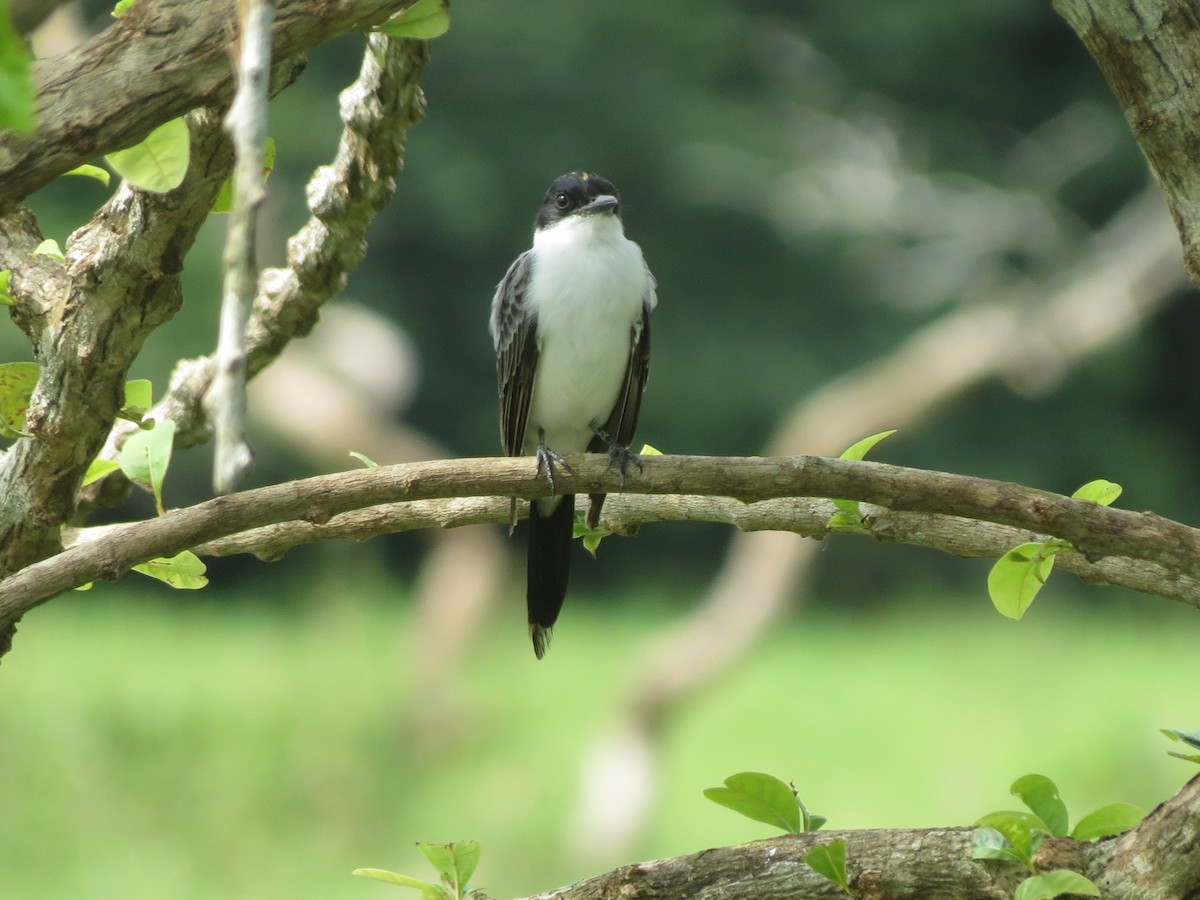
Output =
[{"x1": 535, "y1": 171, "x2": 621, "y2": 230}]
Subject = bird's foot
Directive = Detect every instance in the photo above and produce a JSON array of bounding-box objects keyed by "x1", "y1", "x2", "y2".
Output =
[
  {"x1": 591, "y1": 423, "x2": 642, "y2": 490},
  {"x1": 534, "y1": 429, "x2": 572, "y2": 494}
]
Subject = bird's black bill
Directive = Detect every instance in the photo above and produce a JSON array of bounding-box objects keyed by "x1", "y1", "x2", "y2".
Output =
[{"x1": 580, "y1": 194, "x2": 619, "y2": 216}]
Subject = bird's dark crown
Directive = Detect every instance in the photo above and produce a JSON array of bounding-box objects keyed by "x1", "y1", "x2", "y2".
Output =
[{"x1": 535, "y1": 171, "x2": 621, "y2": 229}]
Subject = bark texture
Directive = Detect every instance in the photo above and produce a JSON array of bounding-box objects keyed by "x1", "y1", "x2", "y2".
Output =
[{"x1": 1054, "y1": 0, "x2": 1200, "y2": 283}]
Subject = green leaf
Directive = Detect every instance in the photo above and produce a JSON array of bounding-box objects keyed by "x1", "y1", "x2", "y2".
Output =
[
  {"x1": 703, "y1": 772, "x2": 803, "y2": 834},
  {"x1": 1071, "y1": 479, "x2": 1122, "y2": 507},
  {"x1": 638, "y1": 443, "x2": 662, "y2": 456},
  {"x1": 33, "y1": 239, "x2": 64, "y2": 260},
  {"x1": 839, "y1": 429, "x2": 896, "y2": 461},
  {"x1": 987, "y1": 541, "x2": 1058, "y2": 620},
  {"x1": 573, "y1": 516, "x2": 613, "y2": 557},
  {"x1": 803, "y1": 839, "x2": 851, "y2": 893},
  {"x1": 349, "y1": 450, "x2": 379, "y2": 468},
  {"x1": 0, "y1": 12, "x2": 35, "y2": 133},
  {"x1": 106, "y1": 117, "x2": 190, "y2": 193},
  {"x1": 970, "y1": 826, "x2": 1026, "y2": 864},
  {"x1": 81, "y1": 458, "x2": 122, "y2": 487},
  {"x1": 0, "y1": 270, "x2": 13, "y2": 306},
  {"x1": 212, "y1": 137, "x2": 277, "y2": 213},
  {"x1": 132, "y1": 551, "x2": 208, "y2": 590},
  {"x1": 119, "y1": 418, "x2": 175, "y2": 514},
  {"x1": 74, "y1": 581, "x2": 94, "y2": 591},
  {"x1": 1014, "y1": 869, "x2": 1100, "y2": 900},
  {"x1": 974, "y1": 811, "x2": 1047, "y2": 867},
  {"x1": 416, "y1": 840, "x2": 479, "y2": 896},
  {"x1": 1070, "y1": 802, "x2": 1144, "y2": 840},
  {"x1": 1010, "y1": 774, "x2": 1069, "y2": 837},
  {"x1": 378, "y1": 0, "x2": 451, "y2": 39},
  {"x1": 827, "y1": 509, "x2": 870, "y2": 531},
  {"x1": 351, "y1": 868, "x2": 449, "y2": 899},
  {"x1": 831, "y1": 429, "x2": 896, "y2": 520},
  {"x1": 122, "y1": 379, "x2": 153, "y2": 418},
  {"x1": 64, "y1": 164, "x2": 112, "y2": 186},
  {"x1": 1162, "y1": 727, "x2": 1200, "y2": 750},
  {"x1": 0, "y1": 361, "x2": 39, "y2": 438},
  {"x1": 112, "y1": 0, "x2": 138, "y2": 17}
]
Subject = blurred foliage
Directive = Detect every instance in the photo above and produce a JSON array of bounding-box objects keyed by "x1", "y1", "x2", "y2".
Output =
[
  {"x1": 2, "y1": 589, "x2": 1196, "y2": 899},
  {"x1": 5, "y1": 1, "x2": 1196, "y2": 600}
]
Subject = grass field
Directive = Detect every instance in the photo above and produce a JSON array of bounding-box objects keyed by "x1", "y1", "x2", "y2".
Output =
[{"x1": 2, "y1": 581, "x2": 1196, "y2": 899}]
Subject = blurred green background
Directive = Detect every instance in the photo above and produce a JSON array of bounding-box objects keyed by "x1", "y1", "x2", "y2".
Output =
[{"x1": 4, "y1": 0, "x2": 1200, "y2": 897}]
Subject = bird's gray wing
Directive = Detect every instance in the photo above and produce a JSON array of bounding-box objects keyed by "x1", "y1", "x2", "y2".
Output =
[{"x1": 490, "y1": 250, "x2": 539, "y2": 457}]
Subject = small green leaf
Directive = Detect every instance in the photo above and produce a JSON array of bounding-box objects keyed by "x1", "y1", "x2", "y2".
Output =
[
  {"x1": 574, "y1": 516, "x2": 612, "y2": 557},
  {"x1": 64, "y1": 164, "x2": 112, "y2": 186},
  {"x1": 1014, "y1": 869, "x2": 1100, "y2": 900},
  {"x1": 638, "y1": 443, "x2": 662, "y2": 456},
  {"x1": 0, "y1": 270, "x2": 13, "y2": 306},
  {"x1": 1010, "y1": 774, "x2": 1069, "y2": 837},
  {"x1": 349, "y1": 450, "x2": 379, "y2": 468},
  {"x1": 0, "y1": 361, "x2": 39, "y2": 438},
  {"x1": 1071, "y1": 479, "x2": 1122, "y2": 507},
  {"x1": 974, "y1": 811, "x2": 1046, "y2": 867},
  {"x1": 106, "y1": 117, "x2": 190, "y2": 193},
  {"x1": 1162, "y1": 727, "x2": 1200, "y2": 750},
  {"x1": 112, "y1": 0, "x2": 138, "y2": 16},
  {"x1": 827, "y1": 509, "x2": 870, "y2": 530},
  {"x1": 987, "y1": 541, "x2": 1058, "y2": 619},
  {"x1": 81, "y1": 458, "x2": 122, "y2": 487},
  {"x1": 830, "y1": 430, "x2": 895, "y2": 520},
  {"x1": 1070, "y1": 802, "x2": 1145, "y2": 840},
  {"x1": 970, "y1": 826, "x2": 1026, "y2": 864},
  {"x1": 378, "y1": 0, "x2": 451, "y2": 39},
  {"x1": 33, "y1": 239, "x2": 64, "y2": 260},
  {"x1": 132, "y1": 551, "x2": 208, "y2": 589},
  {"x1": 803, "y1": 839, "x2": 852, "y2": 893},
  {"x1": 703, "y1": 772, "x2": 803, "y2": 834},
  {"x1": 352, "y1": 868, "x2": 449, "y2": 899},
  {"x1": 416, "y1": 840, "x2": 479, "y2": 895},
  {"x1": 119, "y1": 418, "x2": 175, "y2": 514},
  {"x1": 839, "y1": 429, "x2": 896, "y2": 461},
  {"x1": 0, "y1": 14, "x2": 35, "y2": 133},
  {"x1": 74, "y1": 582, "x2": 94, "y2": 591},
  {"x1": 122, "y1": 379, "x2": 153, "y2": 418},
  {"x1": 212, "y1": 137, "x2": 277, "y2": 213}
]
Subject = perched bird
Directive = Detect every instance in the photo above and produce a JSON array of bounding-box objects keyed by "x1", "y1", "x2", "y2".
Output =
[{"x1": 489, "y1": 172, "x2": 657, "y2": 658}]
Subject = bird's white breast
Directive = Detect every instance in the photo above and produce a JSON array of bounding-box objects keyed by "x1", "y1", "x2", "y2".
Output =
[{"x1": 524, "y1": 214, "x2": 650, "y2": 454}]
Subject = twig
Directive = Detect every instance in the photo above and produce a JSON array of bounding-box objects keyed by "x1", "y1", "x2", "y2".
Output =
[{"x1": 208, "y1": 0, "x2": 274, "y2": 493}]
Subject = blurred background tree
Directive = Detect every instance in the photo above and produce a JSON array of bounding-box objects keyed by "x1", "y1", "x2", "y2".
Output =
[{"x1": 4, "y1": 1, "x2": 1198, "y2": 898}]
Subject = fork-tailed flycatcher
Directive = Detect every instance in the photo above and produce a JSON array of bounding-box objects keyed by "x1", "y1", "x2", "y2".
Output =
[{"x1": 489, "y1": 171, "x2": 656, "y2": 658}]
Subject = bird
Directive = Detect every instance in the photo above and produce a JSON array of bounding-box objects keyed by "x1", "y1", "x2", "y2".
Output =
[{"x1": 489, "y1": 171, "x2": 657, "y2": 658}]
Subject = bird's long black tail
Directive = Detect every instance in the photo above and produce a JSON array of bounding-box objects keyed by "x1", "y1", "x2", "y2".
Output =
[{"x1": 527, "y1": 494, "x2": 575, "y2": 659}]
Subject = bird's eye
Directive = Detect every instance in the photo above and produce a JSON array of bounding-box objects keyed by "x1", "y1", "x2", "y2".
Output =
[{"x1": 554, "y1": 192, "x2": 571, "y2": 210}]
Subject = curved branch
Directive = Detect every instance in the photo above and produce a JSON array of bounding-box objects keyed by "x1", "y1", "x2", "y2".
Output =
[
  {"x1": 3, "y1": 454, "x2": 1199, "y2": 638},
  {"x1": 0, "y1": 0, "x2": 414, "y2": 207},
  {"x1": 502, "y1": 773, "x2": 1200, "y2": 900}
]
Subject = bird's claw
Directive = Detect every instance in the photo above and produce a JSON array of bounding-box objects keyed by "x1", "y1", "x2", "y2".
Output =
[
  {"x1": 591, "y1": 422, "x2": 641, "y2": 490},
  {"x1": 534, "y1": 430, "x2": 571, "y2": 494}
]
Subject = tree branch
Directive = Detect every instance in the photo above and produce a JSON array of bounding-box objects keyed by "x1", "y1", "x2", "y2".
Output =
[
  {"x1": 136, "y1": 33, "x2": 430, "y2": 454},
  {"x1": 208, "y1": 0, "x2": 276, "y2": 493},
  {"x1": 3, "y1": 454, "x2": 1199, "y2": 644},
  {"x1": 0, "y1": 109, "x2": 233, "y2": 576},
  {"x1": 501, "y1": 773, "x2": 1200, "y2": 900},
  {"x1": 1054, "y1": 0, "x2": 1200, "y2": 284},
  {"x1": 0, "y1": 0, "x2": 415, "y2": 208}
]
